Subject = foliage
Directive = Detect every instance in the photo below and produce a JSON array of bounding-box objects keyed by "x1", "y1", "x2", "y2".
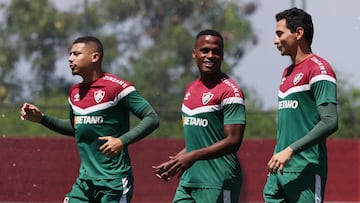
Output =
[
  {"x1": 0, "y1": 89, "x2": 68, "y2": 137},
  {"x1": 0, "y1": 0, "x2": 265, "y2": 138},
  {"x1": 1, "y1": 1, "x2": 358, "y2": 138},
  {"x1": 334, "y1": 74, "x2": 360, "y2": 138},
  {"x1": 0, "y1": 0, "x2": 79, "y2": 102}
]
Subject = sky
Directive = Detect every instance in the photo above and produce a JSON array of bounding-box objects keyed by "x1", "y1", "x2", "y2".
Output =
[{"x1": 237, "y1": 0, "x2": 360, "y2": 109}]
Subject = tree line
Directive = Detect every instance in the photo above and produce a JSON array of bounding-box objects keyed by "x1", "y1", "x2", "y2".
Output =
[{"x1": 0, "y1": 0, "x2": 358, "y2": 138}]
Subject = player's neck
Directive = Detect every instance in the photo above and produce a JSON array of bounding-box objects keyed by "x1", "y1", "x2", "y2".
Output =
[
  {"x1": 200, "y1": 71, "x2": 223, "y2": 83},
  {"x1": 292, "y1": 45, "x2": 312, "y2": 65},
  {"x1": 82, "y1": 69, "x2": 104, "y2": 83}
]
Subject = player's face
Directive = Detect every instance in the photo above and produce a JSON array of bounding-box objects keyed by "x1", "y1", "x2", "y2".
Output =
[
  {"x1": 274, "y1": 19, "x2": 298, "y2": 56},
  {"x1": 192, "y1": 35, "x2": 223, "y2": 77},
  {"x1": 68, "y1": 43, "x2": 95, "y2": 77}
]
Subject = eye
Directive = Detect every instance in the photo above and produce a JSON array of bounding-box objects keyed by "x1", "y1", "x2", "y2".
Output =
[
  {"x1": 212, "y1": 49, "x2": 222, "y2": 55},
  {"x1": 70, "y1": 51, "x2": 81, "y2": 56},
  {"x1": 276, "y1": 31, "x2": 283, "y2": 38},
  {"x1": 199, "y1": 48, "x2": 222, "y2": 55},
  {"x1": 200, "y1": 48, "x2": 210, "y2": 54}
]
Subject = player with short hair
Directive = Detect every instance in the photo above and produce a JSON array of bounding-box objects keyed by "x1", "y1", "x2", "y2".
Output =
[
  {"x1": 21, "y1": 36, "x2": 159, "y2": 203},
  {"x1": 263, "y1": 8, "x2": 338, "y2": 202},
  {"x1": 153, "y1": 29, "x2": 246, "y2": 203}
]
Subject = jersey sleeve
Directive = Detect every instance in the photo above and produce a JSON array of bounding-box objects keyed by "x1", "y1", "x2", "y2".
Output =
[
  {"x1": 40, "y1": 114, "x2": 75, "y2": 136},
  {"x1": 124, "y1": 91, "x2": 151, "y2": 117},
  {"x1": 309, "y1": 57, "x2": 337, "y2": 106},
  {"x1": 223, "y1": 103, "x2": 246, "y2": 125},
  {"x1": 222, "y1": 88, "x2": 246, "y2": 125},
  {"x1": 119, "y1": 91, "x2": 159, "y2": 145},
  {"x1": 311, "y1": 78, "x2": 337, "y2": 106}
]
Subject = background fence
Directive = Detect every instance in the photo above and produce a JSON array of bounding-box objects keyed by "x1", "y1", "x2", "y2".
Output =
[{"x1": 0, "y1": 137, "x2": 359, "y2": 202}]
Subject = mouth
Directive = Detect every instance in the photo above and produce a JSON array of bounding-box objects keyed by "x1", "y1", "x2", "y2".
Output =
[{"x1": 203, "y1": 61, "x2": 215, "y2": 67}]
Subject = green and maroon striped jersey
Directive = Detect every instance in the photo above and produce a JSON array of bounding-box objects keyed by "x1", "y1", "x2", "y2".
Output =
[
  {"x1": 68, "y1": 73, "x2": 149, "y2": 180},
  {"x1": 180, "y1": 73, "x2": 246, "y2": 189},
  {"x1": 276, "y1": 54, "x2": 337, "y2": 176}
]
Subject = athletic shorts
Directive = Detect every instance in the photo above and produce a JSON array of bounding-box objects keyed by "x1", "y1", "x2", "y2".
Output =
[
  {"x1": 263, "y1": 171, "x2": 326, "y2": 203},
  {"x1": 63, "y1": 176, "x2": 133, "y2": 203},
  {"x1": 172, "y1": 184, "x2": 241, "y2": 203}
]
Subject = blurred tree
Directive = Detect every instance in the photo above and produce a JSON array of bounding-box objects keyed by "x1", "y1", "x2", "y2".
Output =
[
  {"x1": 335, "y1": 75, "x2": 360, "y2": 138},
  {"x1": 0, "y1": 0, "x2": 75, "y2": 102},
  {"x1": 0, "y1": 0, "x2": 262, "y2": 138},
  {"x1": 93, "y1": 1, "x2": 260, "y2": 137}
]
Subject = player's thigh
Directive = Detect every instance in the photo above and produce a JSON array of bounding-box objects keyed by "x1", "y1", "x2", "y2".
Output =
[
  {"x1": 99, "y1": 189, "x2": 129, "y2": 203},
  {"x1": 173, "y1": 185, "x2": 240, "y2": 203},
  {"x1": 263, "y1": 173, "x2": 286, "y2": 203},
  {"x1": 281, "y1": 172, "x2": 326, "y2": 203},
  {"x1": 97, "y1": 177, "x2": 133, "y2": 203},
  {"x1": 63, "y1": 178, "x2": 90, "y2": 203},
  {"x1": 194, "y1": 188, "x2": 240, "y2": 203},
  {"x1": 172, "y1": 185, "x2": 195, "y2": 203}
]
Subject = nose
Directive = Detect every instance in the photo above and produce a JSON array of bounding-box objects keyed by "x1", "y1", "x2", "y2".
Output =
[
  {"x1": 273, "y1": 36, "x2": 279, "y2": 45},
  {"x1": 207, "y1": 50, "x2": 215, "y2": 58},
  {"x1": 68, "y1": 54, "x2": 73, "y2": 62}
]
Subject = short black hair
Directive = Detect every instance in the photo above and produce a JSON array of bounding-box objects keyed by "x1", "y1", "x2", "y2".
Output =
[
  {"x1": 72, "y1": 36, "x2": 104, "y2": 62},
  {"x1": 275, "y1": 7, "x2": 314, "y2": 46},
  {"x1": 195, "y1": 29, "x2": 224, "y2": 48}
]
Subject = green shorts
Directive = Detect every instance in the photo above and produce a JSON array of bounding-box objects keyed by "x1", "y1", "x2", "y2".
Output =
[
  {"x1": 63, "y1": 176, "x2": 133, "y2": 203},
  {"x1": 172, "y1": 184, "x2": 241, "y2": 203},
  {"x1": 263, "y1": 171, "x2": 326, "y2": 203}
]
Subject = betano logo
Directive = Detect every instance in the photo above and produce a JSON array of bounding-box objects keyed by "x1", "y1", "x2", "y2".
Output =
[
  {"x1": 182, "y1": 116, "x2": 208, "y2": 127},
  {"x1": 279, "y1": 100, "x2": 298, "y2": 109},
  {"x1": 74, "y1": 116, "x2": 104, "y2": 124}
]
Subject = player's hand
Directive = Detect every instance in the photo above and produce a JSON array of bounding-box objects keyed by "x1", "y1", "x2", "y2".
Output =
[
  {"x1": 99, "y1": 136, "x2": 123, "y2": 158},
  {"x1": 20, "y1": 103, "x2": 44, "y2": 122},
  {"x1": 167, "y1": 151, "x2": 195, "y2": 178},
  {"x1": 267, "y1": 146, "x2": 293, "y2": 174},
  {"x1": 152, "y1": 160, "x2": 176, "y2": 181},
  {"x1": 152, "y1": 151, "x2": 196, "y2": 181}
]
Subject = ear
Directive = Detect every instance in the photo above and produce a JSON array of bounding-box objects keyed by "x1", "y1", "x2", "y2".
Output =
[
  {"x1": 192, "y1": 49, "x2": 196, "y2": 59},
  {"x1": 295, "y1": 27, "x2": 305, "y2": 41},
  {"x1": 91, "y1": 52, "x2": 101, "y2": 63}
]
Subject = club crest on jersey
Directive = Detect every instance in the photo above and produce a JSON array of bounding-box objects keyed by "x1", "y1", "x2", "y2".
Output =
[
  {"x1": 202, "y1": 92, "x2": 214, "y2": 105},
  {"x1": 74, "y1": 93, "x2": 80, "y2": 102},
  {"x1": 293, "y1": 72, "x2": 304, "y2": 85},
  {"x1": 94, "y1": 90, "x2": 105, "y2": 103},
  {"x1": 184, "y1": 92, "x2": 191, "y2": 100}
]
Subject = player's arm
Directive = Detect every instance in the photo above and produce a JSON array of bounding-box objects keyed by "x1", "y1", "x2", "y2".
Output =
[
  {"x1": 189, "y1": 123, "x2": 245, "y2": 160},
  {"x1": 20, "y1": 102, "x2": 75, "y2": 136},
  {"x1": 156, "y1": 103, "x2": 245, "y2": 180},
  {"x1": 99, "y1": 91, "x2": 159, "y2": 158},
  {"x1": 289, "y1": 102, "x2": 338, "y2": 153},
  {"x1": 152, "y1": 148, "x2": 186, "y2": 181},
  {"x1": 119, "y1": 91, "x2": 160, "y2": 146},
  {"x1": 186, "y1": 102, "x2": 245, "y2": 160},
  {"x1": 40, "y1": 114, "x2": 75, "y2": 136},
  {"x1": 155, "y1": 123, "x2": 245, "y2": 180},
  {"x1": 267, "y1": 102, "x2": 338, "y2": 174}
]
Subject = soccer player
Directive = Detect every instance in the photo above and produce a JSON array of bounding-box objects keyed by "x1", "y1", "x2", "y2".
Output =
[
  {"x1": 152, "y1": 29, "x2": 246, "y2": 203},
  {"x1": 20, "y1": 36, "x2": 159, "y2": 203},
  {"x1": 263, "y1": 8, "x2": 338, "y2": 202}
]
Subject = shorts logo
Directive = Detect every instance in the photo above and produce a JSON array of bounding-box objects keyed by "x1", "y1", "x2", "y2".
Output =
[
  {"x1": 293, "y1": 72, "x2": 304, "y2": 85},
  {"x1": 202, "y1": 92, "x2": 213, "y2": 105},
  {"x1": 63, "y1": 197, "x2": 69, "y2": 203},
  {"x1": 94, "y1": 90, "x2": 105, "y2": 103}
]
